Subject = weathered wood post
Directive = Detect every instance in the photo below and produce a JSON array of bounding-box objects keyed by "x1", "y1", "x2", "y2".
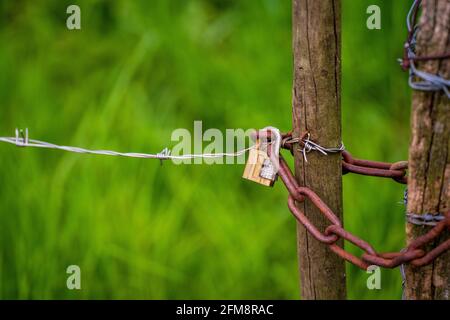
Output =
[
  {"x1": 292, "y1": 0, "x2": 346, "y2": 299},
  {"x1": 405, "y1": 0, "x2": 450, "y2": 300}
]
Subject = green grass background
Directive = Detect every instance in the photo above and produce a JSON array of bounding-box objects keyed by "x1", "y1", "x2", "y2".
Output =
[{"x1": 0, "y1": 0, "x2": 412, "y2": 299}]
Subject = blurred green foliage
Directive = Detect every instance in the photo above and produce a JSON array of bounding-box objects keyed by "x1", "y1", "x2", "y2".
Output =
[{"x1": 0, "y1": 0, "x2": 411, "y2": 299}]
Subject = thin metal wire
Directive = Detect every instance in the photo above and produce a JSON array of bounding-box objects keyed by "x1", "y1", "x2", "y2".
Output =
[
  {"x1": 402, "y1": 188, "x2": 445, "y2": 226},
  {"x1": 0, "y1": 128, "x2": 256, "y2": 160},
  {"x1": 285, "y1": 133, "x2": 345, "y2": 162},
  {"x1": 300, "y1": 133, "x2": 345, "y2": 162},
  {"x1": 399, "y1": 248, "x2": 407, "y2": 300},
  {"x1": 403, "y1": 0, "x2": 450, "y2": 98},
  {"x1": 406, "y1": 213, "x2": 445, "y2": 226}
]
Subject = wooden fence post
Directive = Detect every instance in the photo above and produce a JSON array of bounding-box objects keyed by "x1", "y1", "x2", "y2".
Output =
[
  {"x1": 405, "y1": 0, "x2": 450, "y2": 300},
  {"x1": 292, "y1": 0, "x2": 346, "y2": 299}
]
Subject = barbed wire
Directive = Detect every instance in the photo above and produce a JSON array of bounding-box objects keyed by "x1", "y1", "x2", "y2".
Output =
[
  {"x1": 407, "y1": 213, "x2": 446, "y2": 226},
  {"x1": 0, "y1": 128, "x2": 255, "y2": 160},
  {"x1": 401, "y1": 0, "x2": 450, "y2": 98},
  {"x1": 402, "y1": 189, "x2": 445, "y2": 226},
  {"x1": 281, "y1": 133, "x2": 345, "y2": 162}
]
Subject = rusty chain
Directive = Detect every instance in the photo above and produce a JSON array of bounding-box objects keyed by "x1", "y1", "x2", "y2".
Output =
[
  {"x1": 281, "y1": 133, "x2": 409, "y2": 184},
  {"x1": 277, "y1": 132, "x2": 450, "y2": 270}
]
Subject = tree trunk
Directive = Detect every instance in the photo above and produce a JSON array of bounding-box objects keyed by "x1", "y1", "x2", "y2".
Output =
[
  {"x1": 405, "y1": 0, "x2": 450, "y2": 300},
  {"x1": 292, "y1": 0, "x2": 346, "y2": 299}
]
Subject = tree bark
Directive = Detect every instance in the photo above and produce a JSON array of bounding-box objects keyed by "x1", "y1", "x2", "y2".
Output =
[
  {"x1": 405, "y1": 0, "x2": 450, "y2": 300},
  {"x1": 292, "y1": 0, "x2": 346, "y2": 299}
]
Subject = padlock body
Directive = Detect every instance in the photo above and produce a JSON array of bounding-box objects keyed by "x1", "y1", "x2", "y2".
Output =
[{"x1": 242, "y1": 141, "x2": 276, "y2": 187}]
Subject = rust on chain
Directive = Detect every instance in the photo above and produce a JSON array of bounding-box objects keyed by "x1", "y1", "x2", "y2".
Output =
[
  {"x1": 328, "y1": 244, "x2": 369, "y2": 270},
  {"x1": 287, "y1": 196, "x2": 339, "y2": 244},
  {"x1": 362, "y1": 249, "x2": 425, "y2": 268},
  {"x1": 279, "y1": 132, "x2": 408, "y2": 184},
  {"x1": 277, "y1": 151, "x2": 450, "y2": 270},
  {"x1": 278, "y1": 154, "x2": 304, "y2": 202},
  {"x1": 342, "y1": 151, "x2": 408, "y2": 184}
]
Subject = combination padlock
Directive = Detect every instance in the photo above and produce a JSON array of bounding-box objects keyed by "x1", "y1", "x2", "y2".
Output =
[{"x1": 242, "y1": 139, "x2": 277, "y2": 187}]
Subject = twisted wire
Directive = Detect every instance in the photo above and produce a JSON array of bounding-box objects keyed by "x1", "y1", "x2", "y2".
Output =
[
  {"x1": 403, "y1": 0, "x2": 450, "y2": 98},
  {"x1": 0, "y1": 128, "x2": 255, "y2": 160},
  {"x1": 402, "y1": 188, "x2": 445, "y2": 226}
]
